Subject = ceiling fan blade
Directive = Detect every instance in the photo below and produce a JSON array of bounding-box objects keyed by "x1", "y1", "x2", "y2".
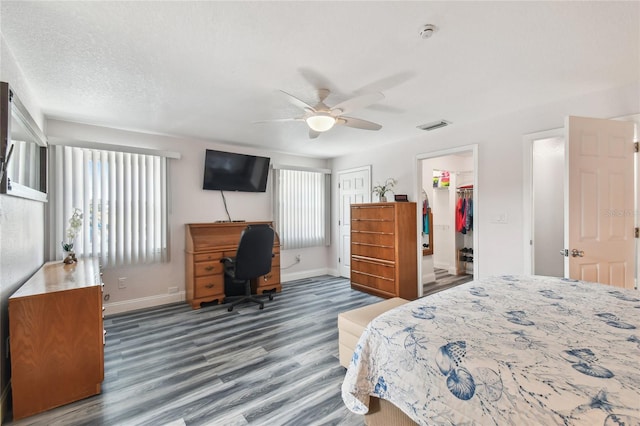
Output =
[
  {"x1": 338, "y1": 116, "x2": 382, "y2": 131},
  {"x1": 280, "y1": 90, "x2": 316, "y2": 112},
  {"x1": 253, "y1": 117, "x2": 303, "y2": 124},
  {"x1": 331, "y1": 92, "x2": 384, "y2": 115},
  {"x1": 309, "y1": 129, "x2": 321, "y2": 139}
]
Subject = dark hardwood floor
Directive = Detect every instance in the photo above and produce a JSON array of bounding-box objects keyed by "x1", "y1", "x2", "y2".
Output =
[{"x1": 8, "y1": 272, "x2": 471, "y2": 426}]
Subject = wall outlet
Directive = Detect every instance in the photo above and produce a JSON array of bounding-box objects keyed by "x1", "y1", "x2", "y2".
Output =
[
  {"x1": 118, "y1": 277, "x2": 127, "y2": 289},
  {"x1": 168, "y1": 286, "x2": 178, "y2": 294},
  {"x1": 295, "y1": 254, "x2": 301, "y2": 262}
]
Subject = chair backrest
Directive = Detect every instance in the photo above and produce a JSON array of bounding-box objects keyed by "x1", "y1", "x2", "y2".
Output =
[{"x1": 233, "y1": 224, "x2": 275, "y2": 280}]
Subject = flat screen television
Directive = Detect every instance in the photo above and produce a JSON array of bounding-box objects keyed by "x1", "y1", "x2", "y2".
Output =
[{"x1": 203, "y1": 149, "x2": 270, "y2": 192}]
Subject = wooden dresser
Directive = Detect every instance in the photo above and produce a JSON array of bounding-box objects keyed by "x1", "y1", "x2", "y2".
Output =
[
  {"x1": 185, "y1": 222, "x2": 281, "y2": 309},
  {"x1": 9, "y1": 258, "x2": 104, "y2": 420},
  {"x1": 351, "y1": 202, "x2": 418, "y2": 300}
]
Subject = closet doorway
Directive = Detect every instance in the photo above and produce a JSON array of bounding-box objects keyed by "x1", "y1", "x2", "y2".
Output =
[{"x1": 416, "y1": 145, "x2": 478, "y2": 297}]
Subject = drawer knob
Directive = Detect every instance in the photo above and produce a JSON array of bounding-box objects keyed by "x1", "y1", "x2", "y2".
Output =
[
  {"x1": 204, "y1": 266, "x2": 214, "y2": 271},
  {"x1": 263, "y1": 274, "x2": 272, "y2": 281},
  {"x1": 205, "y1": 283, "x2": 214, "y2": 288}
]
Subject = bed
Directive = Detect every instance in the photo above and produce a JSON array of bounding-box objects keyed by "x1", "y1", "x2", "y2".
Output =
[{"x1": 342, "y1": 275, "x2": 640, "y2": 425}]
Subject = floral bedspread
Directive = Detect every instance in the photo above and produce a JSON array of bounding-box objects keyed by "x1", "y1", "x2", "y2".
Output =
[{"x1": 342, "y1": 276, "x2": 640, "y2": 425}]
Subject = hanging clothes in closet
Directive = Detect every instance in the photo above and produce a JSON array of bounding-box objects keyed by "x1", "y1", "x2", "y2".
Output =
[
  {"x1": 422, "y1": 190, "x2": 430, "y2": 234},
  {"x1": 456, "y1": 186, "x2": 473, "y2": 234}
]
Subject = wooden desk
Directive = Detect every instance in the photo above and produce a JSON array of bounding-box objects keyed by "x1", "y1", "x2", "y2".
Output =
[
  {"x1": 185, "y1": 222, "x2": 281, "y2": 309},
  {"x1": 9, "y1": 258, "x2": 104, "y2": 420}
]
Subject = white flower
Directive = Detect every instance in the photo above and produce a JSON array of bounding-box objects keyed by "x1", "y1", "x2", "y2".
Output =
[{"x1": 372, "y1": 178, "x2": 397, "y2": 196}]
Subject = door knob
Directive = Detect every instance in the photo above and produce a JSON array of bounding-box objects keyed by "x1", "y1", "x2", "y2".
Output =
[{"x1": 570, "y1": 249, "x2": 584, "y2": 258}]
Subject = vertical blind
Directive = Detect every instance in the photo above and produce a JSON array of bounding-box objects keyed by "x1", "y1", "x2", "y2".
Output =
[
  {"x1": 274, "y1": 167, "x2": 330, "y2": 249},
  {"x1": 50, "y1": 145, "x2": 168, "y2": 266}
]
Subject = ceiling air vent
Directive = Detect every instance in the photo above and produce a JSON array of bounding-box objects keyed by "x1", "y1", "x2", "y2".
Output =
[{"x1": 417, "y1": 120, "x2": 451, "y2": 131}]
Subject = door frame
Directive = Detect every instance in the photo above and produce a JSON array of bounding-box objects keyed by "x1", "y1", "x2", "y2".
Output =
[
  {"x1": 415, "y1": 144, "x2": 479, "y2": 297},
  {"x1": 522, "y1": 114, "x2": 640, "y2": 286},
  {"x1": 337, "y1": 165, "x2": 372, "y2": 277}
]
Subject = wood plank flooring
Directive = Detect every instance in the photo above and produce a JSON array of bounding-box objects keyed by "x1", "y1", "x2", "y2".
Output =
[{"x1": 7, "y1": 273, "x2": 470, "y2": 426}]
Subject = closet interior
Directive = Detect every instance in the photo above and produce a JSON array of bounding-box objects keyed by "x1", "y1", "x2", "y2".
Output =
[
  {"x1": 456, "y1": 185, "x2": 474, "y2": 275},
  {"x1": 420, "y1": 153, "x2": 475, "y2": 289}
]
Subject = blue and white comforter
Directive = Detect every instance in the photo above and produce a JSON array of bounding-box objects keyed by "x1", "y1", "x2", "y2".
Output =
[{"x1": 342, "y1": 276, "x2": 640, "y2": 425}]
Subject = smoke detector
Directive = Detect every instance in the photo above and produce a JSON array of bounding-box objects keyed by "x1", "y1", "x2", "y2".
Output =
[{"x1": 420, "y1": 24, "x2": 437, "y2": 39}]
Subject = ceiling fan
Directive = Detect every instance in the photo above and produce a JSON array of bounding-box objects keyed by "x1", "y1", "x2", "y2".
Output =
[{"x1": 259, "y1": 89, "x2": 384, "y2": 139}]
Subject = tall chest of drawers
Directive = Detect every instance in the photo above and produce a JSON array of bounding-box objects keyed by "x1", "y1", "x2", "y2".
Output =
[
  {"x1": 185, "y1": 222, "x2": 281, "y2": 309},
  {"x1": 350, "y1": 202, "x2": 418, "y2": 300},
  {"x1": 9, "y1": 258, "x2": 105, "y2": 420}
]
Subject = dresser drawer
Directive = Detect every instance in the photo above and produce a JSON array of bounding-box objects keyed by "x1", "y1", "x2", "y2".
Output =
[
  {"x1": 351, "y1": 243, "x2": 395, "y2": 261},
  {"x1": 195, "y1": 275, "x2": 224, "y2": 298},
  {"x1": 352, "y1": 206, "x2": 395, "y2": 220},
  {"x1": 352, "y1": 257, "x2": 395, "y2": 280},
  {"x1": 194, "y1": 252, "x2": 221, "y2": 262},
  {"x1": 351, "y1": 231, "x2": 395, "y2": 247},
  {"x1": 194, "y1": 261, "x2": 223, "y2": 276},
  {"x1": 351, "y1": 271, "x2": 396, "y2": 294},
  {"x1": 351, "y1": 220, "x2": 395, "y2": 233}
]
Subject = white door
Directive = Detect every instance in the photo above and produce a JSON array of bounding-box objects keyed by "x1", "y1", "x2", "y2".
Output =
[
  {"x1": 338, "y1": 167, "x2": 371, "y2": 277},
  {"x1": 565, "y1": 116, "x2": 635, "y2": 288}
]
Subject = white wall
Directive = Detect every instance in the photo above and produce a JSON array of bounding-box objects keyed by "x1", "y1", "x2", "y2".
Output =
[
  {"x1": 330, "y1": 82, "x2": 640, "y2": 279},
  {"x1": 0, "y1": 35, "x2": 46, "y2": 421},
  {"x1": 532, "y1": 137, "x2": 564, "y2": 277},
  {"x1": 45, "y1": 120, "x2": 331, "y2": 313}
]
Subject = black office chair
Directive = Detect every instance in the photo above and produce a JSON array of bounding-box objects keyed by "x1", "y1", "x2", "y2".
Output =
[{"x1": 221, "y1": 224, "x2": 275, "y2": 311}]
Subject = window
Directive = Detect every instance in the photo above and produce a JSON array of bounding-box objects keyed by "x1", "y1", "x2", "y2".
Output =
[
  {"x1": 50, "y1": 145, "x2": 168, "y2": 266},
  {"x1": 273, "y1": 166, "x2": 330, "y2": 249}
]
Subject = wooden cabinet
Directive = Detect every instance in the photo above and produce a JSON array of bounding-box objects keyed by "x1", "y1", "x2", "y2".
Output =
[
  {"x1": 9, "y1": 258, "x2": 104, "y2": 420},
  {"x1": 185, "y1": 222, "x2": 281, "y2": 309},
  {"x1": 351, "y1": 202, "x2": 418, "y2": 300}
]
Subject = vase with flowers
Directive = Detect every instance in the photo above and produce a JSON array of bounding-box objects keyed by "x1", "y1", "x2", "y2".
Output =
[
  {"x1": 373, "y1": 178, "x2": 397, "y2": 202},
  {"x1": 62, "y1": 208, "x2": 83, "y2": 264}
]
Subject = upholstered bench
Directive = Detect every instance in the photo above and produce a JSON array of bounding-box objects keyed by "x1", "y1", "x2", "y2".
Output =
[{"x1": 338, "y1": 297, "x2": 409, "y2": 368}]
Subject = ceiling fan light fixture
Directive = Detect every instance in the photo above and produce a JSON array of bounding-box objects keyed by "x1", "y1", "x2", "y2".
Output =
[{"x1": 306, "y1": 113, "x2": 336, "y2": 132}]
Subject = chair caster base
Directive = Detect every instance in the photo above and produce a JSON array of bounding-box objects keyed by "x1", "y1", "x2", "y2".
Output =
[{"x1": 228, "y1": 306, "x2": 233, "y2": 312}]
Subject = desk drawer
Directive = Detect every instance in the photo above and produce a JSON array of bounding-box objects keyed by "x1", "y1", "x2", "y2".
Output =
[
  {"x1": 194, "y1": 253, "x2": 221, "y2": 262},
  {"x1": 195, "y1": 261, "x2": 223, "y2": 277},
  {"x1": 195, "y1": 275, "x2": 224, "y2": 298}
]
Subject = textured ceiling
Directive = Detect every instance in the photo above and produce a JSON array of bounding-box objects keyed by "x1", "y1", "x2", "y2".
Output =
[{"x1": 1, "y1": 1, "x2": 638, "y2": 158}]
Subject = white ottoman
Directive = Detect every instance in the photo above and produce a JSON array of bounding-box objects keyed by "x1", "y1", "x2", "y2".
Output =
[{"x1": 337, "y1": 297, "x2": 408, "y2": 368}]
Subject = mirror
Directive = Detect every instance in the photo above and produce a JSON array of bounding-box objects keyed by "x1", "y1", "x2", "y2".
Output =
[{"x1": 0, "y1": 82, "x2": 48, "y2": 202}]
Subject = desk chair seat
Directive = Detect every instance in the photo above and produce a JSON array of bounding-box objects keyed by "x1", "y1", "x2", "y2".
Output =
[{"x1": 221, "y1": 224, "x2": 275, "y2": 311}]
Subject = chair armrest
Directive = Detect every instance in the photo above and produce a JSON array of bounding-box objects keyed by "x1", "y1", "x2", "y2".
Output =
[{"x1": 220, "y1": 256, "x2": 235, "y2": 265}]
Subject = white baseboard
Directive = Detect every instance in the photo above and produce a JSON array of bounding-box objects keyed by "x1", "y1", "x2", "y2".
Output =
[
  {"x1": 282, "y1": 268, "x2": 333, "y2": 282},
  {"x1": 104, "y1": 291, "x2": 185, "y2": 315},
  {"x1": 104, "y1": 268, "x2": 340, "y2": 315},
  {"x1": 423, "y1": 272, "x2": 436, "y2": 284},
  {"x1": 433, "y1": 261, "x2": 450, "y2": 270}
]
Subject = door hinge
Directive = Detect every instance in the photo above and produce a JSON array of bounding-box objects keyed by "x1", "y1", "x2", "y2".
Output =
[
  {"x1": 635, "y1": 141, "x2": 639, "y2": 153},
  {"x1": 635, "y1": 227, "x2": 639, "y2": 238}
]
